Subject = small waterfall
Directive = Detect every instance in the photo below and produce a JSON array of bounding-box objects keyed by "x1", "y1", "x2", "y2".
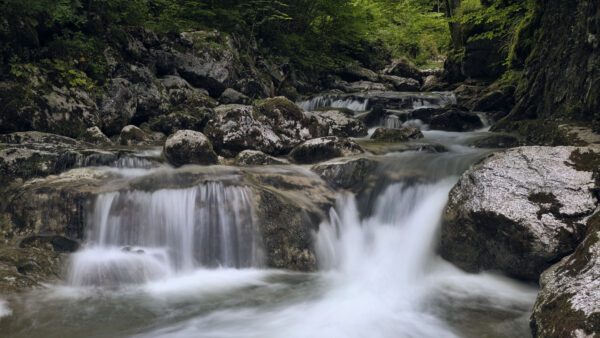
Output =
[
  {"x1": 297, "y1": 95, "x2": 369, "y2": 111},
  {"x1": 69, "y1": 182, "x2": 264, "y2": 286}
]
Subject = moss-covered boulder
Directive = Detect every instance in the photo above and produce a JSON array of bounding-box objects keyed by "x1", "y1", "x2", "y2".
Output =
[
  {"x1": 429, "y1": 108, "x2": 483, "y2": 132},
  {"x1": 371, "y1": 127, "x2": 424, "y2": 142},
  {"x1": 163, "y1": 130, "x2": 218, "y2": 166},
  {"x1": 312, "y1": 109, "x2": 368, "y2": 138},
  {"x1": 440, "y1": 147, "x2": 599, "y2": 281},
  {"x1": 311, "y1": 157, "x2": 378, "y2": 190},
  {"x1": 81, "y1": 127, "x2": 112, "y2": 146},
  {"x1": 118, "y1": 125, "x2": 152, "y2": 146},
  {"x1": 289, "y1": 137, "x2": 364, "y2": 164}
]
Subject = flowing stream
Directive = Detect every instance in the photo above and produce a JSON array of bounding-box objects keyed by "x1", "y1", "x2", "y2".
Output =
[{"x1": 0, "y1": 92, "x2": 537, "y2": 338}]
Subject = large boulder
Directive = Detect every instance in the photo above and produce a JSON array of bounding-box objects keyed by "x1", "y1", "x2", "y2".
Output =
[
  {"x1": 219, "y1": 88, "x2": 250, "y2": 105},
  {"x1": 81, "y1": 127, "x2": 111, "y2": 146},
  {"x1": 383, "y1": 59, "x2": 422, "y2": 82},
  {"x1": 289, "y1": 137, "x2": 364, "y2": 164},
  {"x1": 204, "y1": 98, "x2": 329, "y2": 157},
  {"x1": 531, "y1": 212, "x2": 600, "y2": 337},
  {"x1": 429, "y1": 108, "x2": 483, "y2": 132},
  {"x1": 312, "y1": 109, "x2": 367, "y2": 137},
  {"x1": 163, "y1": 130, "x2": 218, "y2": 166},
  {"x1": 148, "y1": 111, "x2": 211, "y2": 135},
  {"x1": 371, "y1": 127, "x2": 424, "y2": 142},
  {"x1": 119, "y1": 125, "x2": 153, "y2": 146},
  {"x1": 344, "y1": 81, "x2": 388, "y2": 92},
  {"x1": 440, "y1": 147, "x2": 599, "y2": 281}
]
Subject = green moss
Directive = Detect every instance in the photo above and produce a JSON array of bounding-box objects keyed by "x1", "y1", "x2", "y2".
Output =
[
  {"x1": 568, "y1": 149, "x2": 600, "y2": 173},
  {"x1": 492, "y1": 119, "x2": 586, "y2": 146}
]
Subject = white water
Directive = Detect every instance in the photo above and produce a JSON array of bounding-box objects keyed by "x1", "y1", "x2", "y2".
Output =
[
  {"x1": 0, "y1": 299, "x2": 11, "y2": 319},
  {"x1": 297, "y1": 95, "x2": 370, "y2": 111},
  {"x1": 69, "y1": 182, "x2": 264, "y2": 286},
  {"x1": 1, "y1": 129, "x2": 536, "y2": 338},
  {"x1": 297, "y1": 92, "x2": 456, "y2": 112}
]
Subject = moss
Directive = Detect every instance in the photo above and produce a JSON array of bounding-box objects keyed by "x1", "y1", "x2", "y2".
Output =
[
  {"x1": 313, "y1": 106, "x2": 354, "y2": 116},
  {"x1": 568, "y1": 149, "x2": 600, "y2": 173},
  {"x1": 557, "y1": 211, "x2": 600, "y2": 278}
]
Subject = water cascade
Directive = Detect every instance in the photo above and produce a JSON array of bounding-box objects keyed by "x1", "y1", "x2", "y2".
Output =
[{"x1": 69, "y1": 182, "x2": 264, "y2": 286}]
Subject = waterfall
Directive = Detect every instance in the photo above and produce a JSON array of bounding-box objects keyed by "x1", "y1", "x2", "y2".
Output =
[
  {"x1": 297, "y1": 95, "x2": 370, "y2": 111},
  {"x1": 69, "y1": 182, "x2": 264, "y2": 286}
]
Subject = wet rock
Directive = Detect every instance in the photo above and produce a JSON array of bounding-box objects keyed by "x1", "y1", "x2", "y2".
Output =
[
  {"x1": 381, "y1": 75, "x2": 421, "y2": 92},
  {"x1": 164, "y1": 130, "x2": 218, "y2": 166},
  {"x1": 158, "y1": 75, "x2": 216, "y2": 109},
  {"x1": 531, "y1": 212, "x2": 600, "y2": 337},
  {"x1": 204, "y1": 98, "x2": 329, "y2": 157},
  {"x1": 82, "y1": 127, "x2": 111, "y2": 146},
  {"x1": 440, "y1": 147, "x2": 599, "y2": 281},
  {"x1": 119, "y1": 125, "x2": 152, "y2": 146},
  {"x1": 312, "y1": 109, "x2": 367, "y2": 138},
  {"x1": 234, "y1": 150, "x2": 289, "y2": 166},
  {"x1": 371, "y1": 127, "x2": 424, "y2": 142},
  {"x1": 312, "y1": 157, "x2": 377, "y2": 189},
  {"x1": 338, "y1": 64, "x2": 379, "y2": 82},
  {"x1": 289, "y1": 137, "x2": 364, "y2": 164},
  {"x1": 429, "y1": 108, "x2": 483, "y2": 132},
  {"x1": 219, "y1": 88, "x2": 250, "y2": 105}
]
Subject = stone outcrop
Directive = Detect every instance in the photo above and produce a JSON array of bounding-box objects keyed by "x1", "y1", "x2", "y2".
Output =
[
  {"x1": 204, "y1": 98, "x2": 329, "y2": 157},
  {"x1": 440, "y1": 147, "x2": 599, "y2": 281},
  {"x1": 234, "y1": 150, "x2": 289, "y2": 166},
  {"x1": 312, "y1": 109, "x2": 367, "y2": 138}
]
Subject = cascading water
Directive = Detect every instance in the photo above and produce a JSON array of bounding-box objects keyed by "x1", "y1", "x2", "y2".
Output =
[
  {"x1": 69, "y1": 182, "x2": 264, "y2": 286},
  {"x1": 297, "y1": 95, "x2": 370, "y2": 111},
  {"x1": 1, "y1": 101, "x2": 536, "y2": 338}
]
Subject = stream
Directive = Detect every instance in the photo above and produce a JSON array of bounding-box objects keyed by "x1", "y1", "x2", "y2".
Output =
[{"x1": 0, "y1": 91, "x2": 537, "y2": 338}]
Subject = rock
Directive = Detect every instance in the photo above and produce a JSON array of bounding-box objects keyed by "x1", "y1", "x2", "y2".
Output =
[
  {"x1": 531, "y1": 212, "x2": 600, "y2": 337},
  {"x1": 163, "y1": 130, "x2": 218, "y2": 166},
  {"x1": 234, "y1": 150, "x2": 289, "y2": 166},
  {"x1": 312, "y1": 157, "x2": 377, "y2": 189},
  {"x1": 429, "y1": 108, "x2": 483, "y2": 132},
  {"x1": 371, "y1": 127, "x2": 424, "y2": 142},
  {"x1": 82, "y1": 127, "x2": 111, "y2": 146},
  {"x1": 204, "y1": 98, "x2": 329, "y2": 157},
  {"x1": 219, "y1": 88, "x2": 250, "y2": 105},
  {"x1": 361, "y1": 104, "x2": 387, "y2": 127},
  {"x1": 381, "y1": 75, "x2": 421, "y2": 92},
  {"x1": 344, "y1": 81, "x2": 388, "y2": 92},
  {"x1": 173, "y1": 32, "x2": 237, "y2": 98},
  {"x1": 468, "y1": 134, "x2": 520, "y2": 148},
  {"x1": 312, "y1": 109, "x2": 367, "y2": 137},
  {"x1": 148, "y1": 111, "x2": 210, "y2": 135},
  {"x1": 440, "y1": 147, "x2": 599, "y2": 281},
  {"x1": 119, "y1": 125, "x2": 151, "y2": 146},
  {"x1": 158, "y1": 75, "x2": 216, "y2": 109},
  {"x1": 0, "y1": 131, "x2": 117, "y2": 187},
  {"x1": 289, "y1": 137, "x2": 364, "y2": 164},
  {"x1": 383, "y1": 59, "x2": 422, "y2": 82},
  {"x1": 338, "y1": 64, "x2": 379, "y2": 82}
]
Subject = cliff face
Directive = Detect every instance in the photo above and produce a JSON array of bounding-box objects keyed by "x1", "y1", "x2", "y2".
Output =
[{"x1": 507, "y1": 0, "x2": 600, "y2": 125}]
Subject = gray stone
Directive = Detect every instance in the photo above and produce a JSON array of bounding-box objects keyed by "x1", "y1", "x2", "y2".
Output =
[
  {"x1": 371, "y1": 127, "x2": 424, "y2": 142},
  {"x1": 163, "y1": 130, "x2": 218, "y2": 166},
  {"x1": 312, "y1": 109, "x2": 367, "y2": 137},
  {"x1": 234, "y1": 150, "x2": 289, "y2": 166},
  {"x1": 312, "y1": 157, "x2": 377, "y2": 189},
  {"x1": 219, "y1": 88, "x2": 250, "y2": 105},
  {"x1": 440, "y1": 146, "x2": 599, "y2": 281},
  {"x1": 82, "y1": 127, "x2": 111, "y2": 146},
  {"x1": 119, "y1": 125, "x2": 152, "y2": 146}
]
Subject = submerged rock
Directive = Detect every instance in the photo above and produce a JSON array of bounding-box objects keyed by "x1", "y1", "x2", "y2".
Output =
[
  {"x1": 440, "y1": 147, "x2": 599, "y2": 281},
  {"x1": 370, "y1": 127, "x2": 424, "y2": 142},
  {"x1": 531, "y1": 212, "x2": 600, "y2": 337},
  {"x1": 164, "y1": 130, "x2": 218, "y2": 166},
  {"x1": 289, "y1": 137, "x2": 364, "y2": 164},
  {"x1": 234, "y1": 150, "x2": 289, "y2": 166}
]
